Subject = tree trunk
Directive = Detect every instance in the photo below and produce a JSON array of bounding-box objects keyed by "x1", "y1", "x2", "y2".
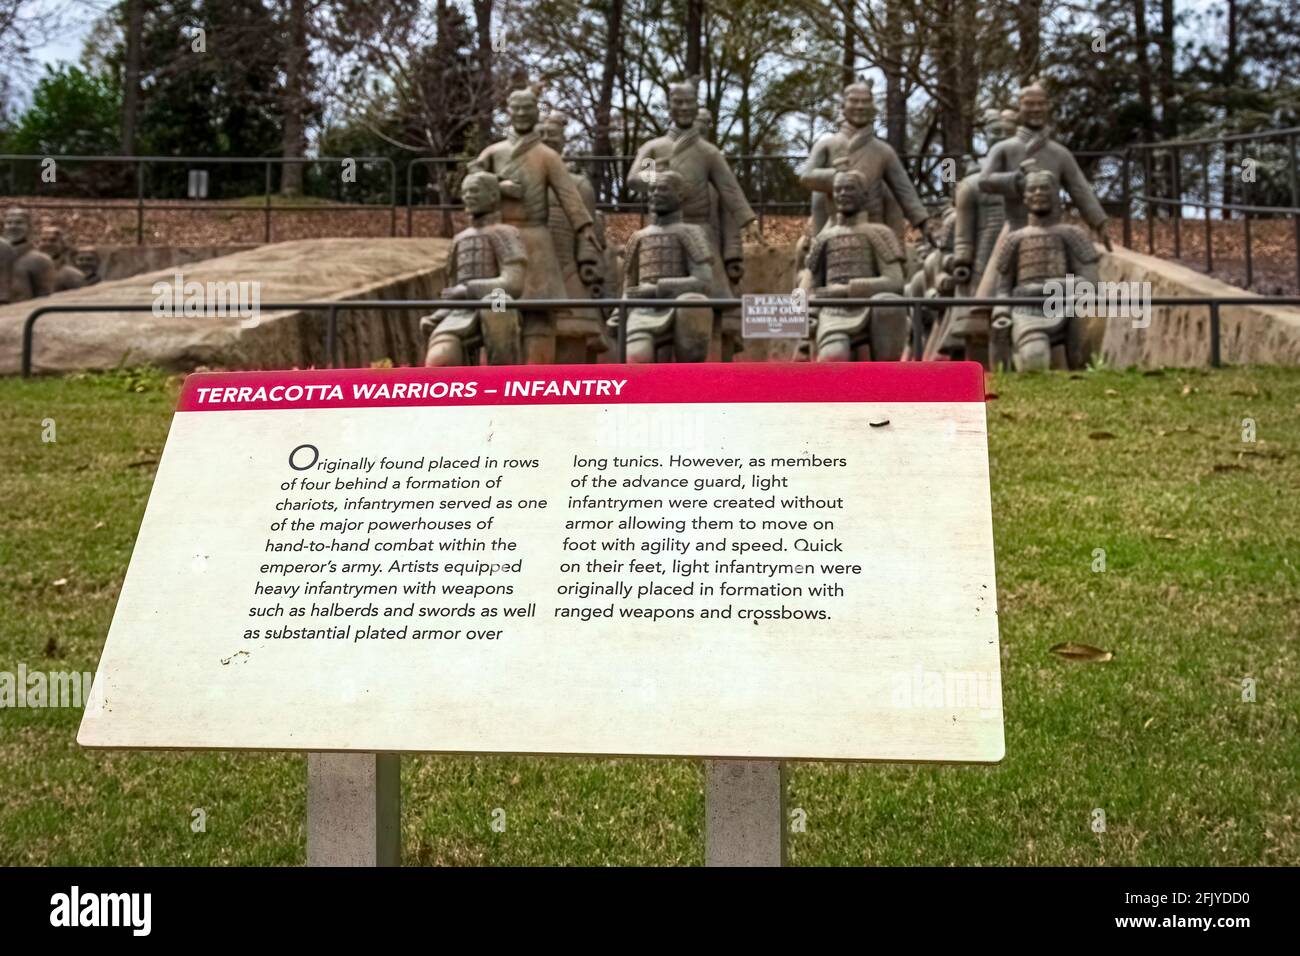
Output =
[
  {"x1": 935, "y1": 0, "x2": 966, "y2": 154},
  {"x1": 1157, "y1": 0, "x2": 1176, "y2": 138},
  {"x1": 121, "y1": 0, "x2": 144, "y2": 155},
  {"x1": 685, "y1": 0, "x2": 703, "y2": 78},
  {"x1": 1016, "y1": 0, "x2": 1041, "y2": 83},
  {"x1": 1221, "y1": 0, "x2": 1235, "y2": 217},
  {"x1": 473, "y1": 0, "x2": 495, "y2": 149},
  {"x1": 883, "y1": 0, "x2": 907, "y2": 152},
  {"x1": 596, "y1": 0, "x2": 624, "y2": 204},
  {"x1": 840, "y1": 3, "x2": 855, "y2": 87},
  {"x1": 279, "y1": 0, "x2": 309, "y2": 197}
]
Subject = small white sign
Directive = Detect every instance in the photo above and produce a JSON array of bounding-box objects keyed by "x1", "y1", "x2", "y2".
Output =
[{"x1": 742, "y1": 293, "x2": 808, "y2": 339}]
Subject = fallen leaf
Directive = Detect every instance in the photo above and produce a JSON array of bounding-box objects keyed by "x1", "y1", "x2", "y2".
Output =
[
  {"x1": 1088, "y1": 431, "x2": 1116, "y2": 440},
  {"x1": 1154, "y1": 533, "x2": 1177, "y2": 541},
  {"x1": 869, "y1": 418, "x2": 890, "y2": 428},
  {"x1": 1050, "y1": 641, "x2": 1114, "y2": 663},
  {"x1": 985, "y1": 391, "x2": 999, "y2": 400},
  {"x1": 51, "y1": 578, "x2": 68, "y2": 587},
  {"x1": 1104, "y1": 388, "x2": 1118, "y2": 396},
  {"x1": 1213, "y1": 463, "x2": 1247, "y2": 472}
]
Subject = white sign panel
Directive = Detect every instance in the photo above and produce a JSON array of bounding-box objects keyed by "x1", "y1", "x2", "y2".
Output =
[{"x1": 79, "y1": 363, "x2": 1003, "y2": 762}]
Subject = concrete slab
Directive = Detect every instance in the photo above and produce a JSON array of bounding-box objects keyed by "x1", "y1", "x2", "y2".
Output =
[{"x1": 2, "y1": 237, "x2": 450, "y2": 374}]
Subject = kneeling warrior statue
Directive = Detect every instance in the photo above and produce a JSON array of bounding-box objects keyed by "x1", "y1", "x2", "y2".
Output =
[
  {"x1": 618, "y1": 166, "x2": 715, "y2": 364},
  {"x1": 421, "y1": 170, "x2": 527, "y2": 367},
  {"x1": 802, "y1": 166, "x2": 909, "y2": 362},
  {"x1": 989, "y1": 165, "x2": 1100, "y2": 371}
]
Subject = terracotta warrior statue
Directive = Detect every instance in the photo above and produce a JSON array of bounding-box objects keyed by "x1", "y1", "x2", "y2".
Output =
[
  {"x1": 801, "y1": 167, "x2": 909, "y2": 362},
  {"x1": 989, "y1": 165, "x2": 1101, "y2": 371},
  {"x1": 73, "y1": 248, "x2": 102, "y2": 286},
  {"x1": 474, "y1": 85, "x2": 603, "y2": 364},
  {"x1": 627, "y1": 77, "x2": 757, "y2": 360},
  {"x1": 39, "y1": 224, "x2": 86, "y2": 292},
  {"x1": 420, "y1": 170, "x2": 527, "y2": 367},
  {"x1": 800, "y1": 82, "x2": 937, "y2": 244},
  {"x1": 618, "y1": 166, "x2": 715, "y2": 364},
  {"x1": 540, "y1": 110, "x2": 609, "y2": 361},
  {"x1": 1, "y1": 207, "x2": 55, "y2": 303}
]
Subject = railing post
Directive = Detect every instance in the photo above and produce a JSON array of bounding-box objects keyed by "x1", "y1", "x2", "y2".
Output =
[
  {"x1": 1209, "y1": 301, "x2": 1222, "y2": 368},
  {"x1": 135, "y1": 159, "x2": 145, "y2": 246},
  {"x1": 406, "y1": 161, "x2": 415, "y2": 238},
  {"x1": 1121, "y1": 149, "x2": 1132, "y2": 248},
  {"x1": 1243, "y1": 152, "x2": 1254, "y2": 289},
  {"x1": 1171, "y1": 146, "x2": 1182, "y2": 260},
  {"x1": 617, "y1": 302, "x2": 628, "y2": 363},
  {"x1": 388, "y1": 160, "x2": 397, "y2": 238},
  {"x1": 306, "y1": 753, "x2": 400, "y2": 867},
  {"x1": 1203, "y1": 144, "x2": 1213, "y2": 273},
  {"x1": 705, "y1": 760, "x2": 786, "y2": 867},
  {"x1": 264, "y1": 161, "x2": 273, "y2": 243},
  {"x1": 911, "y1": 301, "x2": 925, "y2": 360},
  {"x1": 1290, "y1": 134, "x2": 1299, "y2": 292},
  {"x1": 326, "y1": 305, "x2": 339, "y2": 369},
  {"x1": 1143, "y1": 148, "x2": 1155, "y2": 254}
]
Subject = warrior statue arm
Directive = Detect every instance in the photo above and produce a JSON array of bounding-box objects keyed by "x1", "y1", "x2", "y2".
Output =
[
  {"x1": 952, "y1": 180, "x2": 978, "y2": 270},
  {"x1": 979, "y1": 143, "x2": 1022, "y2": 198},
  {"x1": 798, "y1": 137, "x2": 838, "y2": 195},
  {"x1": 1058, "y1": 150, "x2": 1113, "y2": 249},
  {"x1": 465, "y1": 261, "x2": 525, "y2": 301},
  {"x1": 625, "y1": 142, "x2": 660, "y2": 195},
  {"x1": 847, "y1": 260, "x2": 905, "y2": 299},
  {"x1": 656, "y1": 262, "x2": 709, "y2": 298},
  {"x1": 880, "y1": 147, "x2": 932, "y2": 228},
  {"x1": 475, "y1": 145, "x2": 524, "y2": 199},
  {"x1": 989, "y1": 236, "x2": 1020, "y2": 319},
  {"x1": 709, "y1": 151, "x2": 757, "y2": 235}
]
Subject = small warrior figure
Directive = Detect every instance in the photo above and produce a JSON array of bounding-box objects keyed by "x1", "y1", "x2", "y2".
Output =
[
  {"x1": 420, "y1": 170, "x2": 527, "y2": 367},
  {"x1": 1, "y1": 207, "x2": 55, "y2": 303},
  {"x1": 627, "y1": 77, "x2": 757, "y2": 360},
  {"x1": 39, "y1": 224, "x2": 87, "y2": 292},
  {"x1": 989, "y1": 165, "x2": 1101, "y2": 371},
  {"x1": 540, "y1": 110, "x2": 609, "y2": 361},
  {"x1": 73, "y1": 248, "x2": 102, "y2": 286},
  {"x1": 619, "y1": 166, "x2": 715, "y2": 364},
  {"x1": 923, "y1": 156, "x2": 1008, "y2": 360},
  {"x1": 800, "y1": 82, "x2": 937, "y2": 243},
  {"x1": 801, "y1": 167, "x2": 909, "y2": 362},
  {"x1": 474, "y1": 85, "x2": 603, "y2": 364},
  {"x1": 966, "y1": 81, "x2": 1111, "y2": 364}
]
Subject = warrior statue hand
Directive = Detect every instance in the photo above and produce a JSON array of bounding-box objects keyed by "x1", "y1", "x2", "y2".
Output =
[
  {"x1": 741, "y1": 220, "x2": 763, "y2": 244},
  {"x1": 1092, "y1": 220, "x2": 1114, "y2": 253},
  {"x1": 497, "y1": 179, "x2": 524, "y2": 199},
  {"x1": 921, "y1": 217, "x2": 942, "y2": 247},
  {"x1": 440, "y1": 283, "x2": 470, "y2": 300},
  {"x1": 576, "y1": 224, "x2": 604, "y2": 262}
]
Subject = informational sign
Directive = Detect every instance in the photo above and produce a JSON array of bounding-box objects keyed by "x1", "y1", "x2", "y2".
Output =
[
  {"x1": 742, "y1": 293, "x2": 808, "y2": 339},
  {"x1": 79, "y1": 363, "x2": 1003, "y2": 763}
]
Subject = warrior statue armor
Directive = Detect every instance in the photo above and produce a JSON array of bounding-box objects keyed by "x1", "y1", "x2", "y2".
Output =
[
  {"x1": 420, "y1": 170, "x2": 527, "y2": 367},
  {"x1": 541, "y1": 111, "x2": 610, "y2": 361},
  {"x1": 618, "y1": 166, "x2": 715, "y2": 364},
  {"x1": 1, "y1": 207, "x2": 55, "y2": 303},
  {"x1": 39, "y1": 224, "x2": 86, "y2": 292},
  {"x1": 474, "y1": 85, "x2": 602, "y2": 364},
  {"x1": 989, "y1": 166, "x2": 1101, "y2": 371},
  {"x1": 800, "y1": 82, "x2": 937, "y2": 244},
  {"x1": 627, "y1": 77, "x2": 757, "y2": 360},
  {"x1": 801, "y1": 167, "x2": 909, "y2": 362}
]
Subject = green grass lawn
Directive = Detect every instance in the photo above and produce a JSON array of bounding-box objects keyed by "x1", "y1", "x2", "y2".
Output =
[{"x1": 1, "y1": 365, "x2": 1297, "y2": 866}]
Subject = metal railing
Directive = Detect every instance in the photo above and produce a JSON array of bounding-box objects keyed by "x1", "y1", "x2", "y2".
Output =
[
  {"x1": 1123, "y1": 127, "x2": 1300, "y2": 288},
  {"x1": 23, "y1": 293, "x2": 1297, "y2": 378},
  {"x1": 0, "y1": 154, "x2": 399, "y2": 244}
]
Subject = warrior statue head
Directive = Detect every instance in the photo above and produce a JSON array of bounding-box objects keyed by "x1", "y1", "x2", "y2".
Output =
[
  {"x1": 74, "y1": 247, "x2": 100, "y2": 277},
  {"x1": 669, "y1": 77, "x2": 700, "y2": 130},
  {"x1": 541, "y1": 111, "x2": 568, "y2": 153},
  {"x1": 831, "y1": 163, "x2": 869, "y2": 217},
  {"x1": 506, "y1": 85, "x2": 541, "y2": 136},
  {"x1": 982, "y1": 107, "x2": 1017, "y2": 143},
  {"x1": 842, "y1": 81, "x2": 876, "y2": 130},
  {"x1": 461, "y1": 168, "x2": 503, "y2": 218},
  {"x1": 1022, "y1": 164, "x2": 1061, "y2": 220},
  {"x1": 649, "y1": 163, "x2": 687, "y2": 219},
  {"x1": 695, "y1": 107, "x2": 712, "y2": 135},
  {"x1": 3, "y1": 206, "x2": 31, "y2": 245},
  {"x1": 38, "y1": 223, "x2": 69, "y2": 263},
  {"x1": 1017, "y1": 80, "x2": 1051, "y2": 131}
]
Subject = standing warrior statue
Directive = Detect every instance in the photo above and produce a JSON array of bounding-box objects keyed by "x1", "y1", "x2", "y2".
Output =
[
  {"x1": 541, "y1": 111, "x2": 610, "y2": 361},
  {"x1": 801, "y1": 167, "x2": 909, "y2": 362},
  {"x1": 1, "y1": 207, "x2": 55, "y2": 303},
  {"x1": 619, "y1": 166, "x2": 715, "y2": 364},
  {"x1": 800, "y1": 82, "x2": 937, "y2": 243},
  {"x1": 420, "y1": 170, "x2": 527, "y2": 368},
  {"x1": 39, "y1": 224, "x2": 87, "y2": 292},
  {"x1": 474, "y1": 85, "x2": 603, "y2": 365},
  {"x1": 627, "y1": 77, "x2": 757, "y2": 360},
  {"x1": 989, "y1": 165, "x2": 1101, "y2": 371}
]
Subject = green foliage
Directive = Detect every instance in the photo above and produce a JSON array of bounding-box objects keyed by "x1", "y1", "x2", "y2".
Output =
[{"x1": 3, "y1": 65, "x2": 122, "y2": 156}]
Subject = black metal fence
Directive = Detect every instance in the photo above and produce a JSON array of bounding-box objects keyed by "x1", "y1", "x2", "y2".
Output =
[
  {"x1": 0, "y1": 154, "x2": 398, "y2": 244},
  {"x1": 22, "y1": 293, "x2": 1286, "y2": 378}
]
